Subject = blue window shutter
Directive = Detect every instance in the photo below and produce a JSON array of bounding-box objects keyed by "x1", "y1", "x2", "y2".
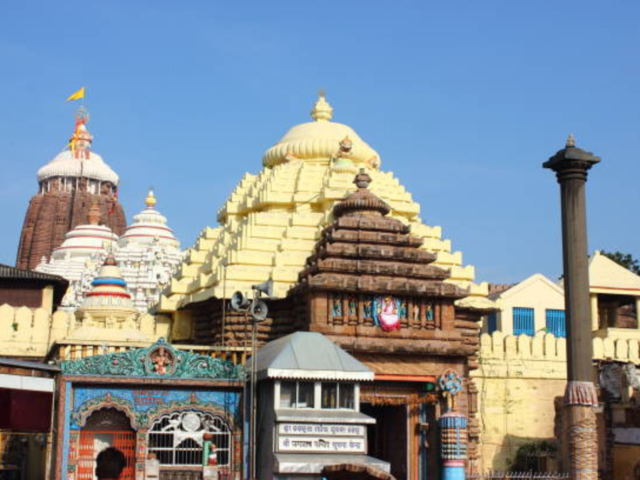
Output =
[
  {"x1": 545, "y1": 309, "x2": 566, "y2": 338},
  {"x1": 487, "y1": 312, "x2": 497, "y2": 333},
  {"x1": 513, "y1": 307, "x2": 535, "y2": 336}
]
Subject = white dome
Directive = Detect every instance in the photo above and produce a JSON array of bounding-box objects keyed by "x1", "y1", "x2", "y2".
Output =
[
  {"x1": 37, "y1": 150, "x2": 120, "y2": 185},
  {"x1": 51, "y1": 224, "x2": 119, "y2": 261},
  {"x1": 119, "y1": 192, "x2": 180, "y2": 249}
]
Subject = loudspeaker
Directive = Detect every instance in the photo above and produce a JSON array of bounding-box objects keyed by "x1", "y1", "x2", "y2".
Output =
[
  {"x1": 231, "y1": 291, "x2": 251, "y2": 311},
  {"x1": 251, "y1": 299, "x2": 269, "y2": 321},
  {"x1": 252, "y1": 278, "x2": 273, "y2": 298}
]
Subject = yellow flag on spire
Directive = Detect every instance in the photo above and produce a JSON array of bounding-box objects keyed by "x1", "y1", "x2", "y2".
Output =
[{"x1": 66, "y1": 87, "x2": 85, "y2": 102}]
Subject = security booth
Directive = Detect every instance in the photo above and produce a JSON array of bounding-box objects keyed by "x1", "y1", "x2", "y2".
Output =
[
  {"x1": 249, "y1": 331, "x2": 391, "y2": 479},
  {"x1": 52, "y1": 339, "x2": 245, "y2": 480}
]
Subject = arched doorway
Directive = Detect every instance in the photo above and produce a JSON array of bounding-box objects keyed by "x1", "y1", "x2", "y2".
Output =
[
  {"x1": 148, "y1": 410, "x2": 233, "y2": 478},
  {"x1": 77, "y1": 408, "x2": 136, "y2": 480}
]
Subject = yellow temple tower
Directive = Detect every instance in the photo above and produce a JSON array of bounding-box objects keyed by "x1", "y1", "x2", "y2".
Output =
[{"x1": 160, "y1": 93, "x2": 492, "y2": 331}]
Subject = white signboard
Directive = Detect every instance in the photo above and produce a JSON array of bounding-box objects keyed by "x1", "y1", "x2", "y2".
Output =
[
  {"x1": 278, "y1": 423, "x2": 366, "y2": 437},
  {"x1": 278, "y1": 436, "x2": 366, "y2": 453}
]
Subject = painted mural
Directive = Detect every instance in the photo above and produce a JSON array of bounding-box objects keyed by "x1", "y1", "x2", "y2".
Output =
[{"x1": 70, "y1": 386, "x2": 241, "y2": 431}]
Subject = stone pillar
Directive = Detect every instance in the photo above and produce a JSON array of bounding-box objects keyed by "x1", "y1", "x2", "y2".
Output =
[
  {"x1": 440, "y1": 412, "x2": 468, "y2": 480},
  {"x1": 543, "y1": 135, "x2": 600, "y2": 480}
]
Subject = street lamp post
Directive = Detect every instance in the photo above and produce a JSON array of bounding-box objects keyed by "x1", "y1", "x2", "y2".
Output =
[{"x1": 543, "y1": 134, "x2": 600, "y2": 480}]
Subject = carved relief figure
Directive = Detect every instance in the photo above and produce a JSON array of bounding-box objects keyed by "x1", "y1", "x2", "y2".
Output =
[
  {"x1": 331, "y1": 295, "x2": 343, "y2": 318},
  {"x1": 377, "y1": 295, "x2": 401, "y2": 332},
  {"x1": 150, "y1": 346, "x2": 173, "y2": 375}
]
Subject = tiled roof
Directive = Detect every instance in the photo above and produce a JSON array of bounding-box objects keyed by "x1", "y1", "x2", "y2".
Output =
[{"x1": 0, "y1": 263, "x2": 68, "y2": 284}]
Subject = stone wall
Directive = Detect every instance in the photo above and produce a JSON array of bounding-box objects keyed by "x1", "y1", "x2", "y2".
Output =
[
  {"x1": 0, "y1": 304, "x2": 168, "y2": 358},
  {"x1": 474, "y1": 331, "x2": 640, "y2": 471},
  {"x1": 16, "y1": 187, "x2": 126, "y2": 270}
]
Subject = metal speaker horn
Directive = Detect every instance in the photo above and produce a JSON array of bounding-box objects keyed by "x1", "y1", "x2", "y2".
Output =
[
  {"x1": 251, "y1": 299, "x2": 269, "y2": 321},
  {"x1": 252, "y1": 278, "x2": 273, "y2": 298},
  {"x1": 231, "y1": 291, "x2": 250, "y2": 311}
]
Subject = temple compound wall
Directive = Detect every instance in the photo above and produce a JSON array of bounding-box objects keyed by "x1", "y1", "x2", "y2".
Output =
[
  {"x1": 0, "y1": 304, "x2": 170, "y2": 359},
  {"x1": 474, "y1": 331, "x2": 640, "y2": 471}
]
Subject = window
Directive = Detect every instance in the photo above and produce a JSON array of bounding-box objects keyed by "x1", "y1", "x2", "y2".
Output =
[
  {"x1": 546, "y1": 309, "x2": 566, "y2": 338},
  {"x1": 513, "y1": 307, "x2": 534, "y2": 336},
  {"x1": 321, "y1": 383, "x2": 355, "y2": 410},
  {"x1": 279, "y1": 381, "x2": 315, "y2": 409},
  {"x1": 486, "y1": 312, "x2": 497, "y2": 333},
  {"x1": 339, "y1": 384, "x2": 355, "y2": 409},
  {"x1": 148, "y1": 411, "x2": 232, "y2": 467},
  {"x1": 322, "y1": 382, "x2": 338, "y2": 408}
]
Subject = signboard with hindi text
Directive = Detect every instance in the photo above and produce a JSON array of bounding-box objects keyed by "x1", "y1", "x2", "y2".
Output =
[{"x1": 276, "y1": 423, "x2": 367, "y2": 453}]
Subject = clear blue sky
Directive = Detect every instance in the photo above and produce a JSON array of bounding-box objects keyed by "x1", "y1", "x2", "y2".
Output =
[{"x1": 0, "y1": 1, "x2": 638, "y2": 283}]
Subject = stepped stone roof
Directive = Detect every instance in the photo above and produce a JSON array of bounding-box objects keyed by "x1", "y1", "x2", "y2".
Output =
[
  {"x1": 160, "y1": 94, "x2": 491, "y2": 311},
  {"x1": 294, "y1": 169, "x2": 466, "y2": 300}
]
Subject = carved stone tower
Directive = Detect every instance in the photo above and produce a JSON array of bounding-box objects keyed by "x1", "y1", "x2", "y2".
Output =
[{"x1": 16, "y1": 110, "x2": 126, "y2": 269}]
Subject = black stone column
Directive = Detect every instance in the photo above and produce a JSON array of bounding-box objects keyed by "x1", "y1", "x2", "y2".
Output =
[{"x1": 544, "y1": 135, "x2": 600, "y2": 480}]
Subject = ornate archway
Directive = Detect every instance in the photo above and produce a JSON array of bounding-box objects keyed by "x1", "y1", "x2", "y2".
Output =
[{"x1": 77, "y1": 408, "x2": 136, "y2": 480}]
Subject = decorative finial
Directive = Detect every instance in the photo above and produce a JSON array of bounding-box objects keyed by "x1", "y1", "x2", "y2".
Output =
[
  {"x1": 145, "y1": 188, "x2": 157, "y2": 208},
  {"x1": 75, "y1": 105, "x2": 90, "y2": 123},
  {"x1": 566, "y1": 133, "x2": 576, "y2": 148},
  {"x1": 104, "y1": 253, "x2": 118, "y2": 266},
  {"x1": 311, "y1": 90, "x2": 333, "y2": 122},
  {"x1": 69, "y1": 107, "x2": 92, "y2": 159},
  {"x1": 87, "y1": 201, "x2": 101, "y2": 225},
  {"x1": 354, "y1": 168, "x2": 371, "y2": 189}
]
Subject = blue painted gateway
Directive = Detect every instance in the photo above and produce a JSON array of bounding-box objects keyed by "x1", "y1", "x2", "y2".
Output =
[{"x1": 54, "y1": 339, "x2": 245, "y2": 480}]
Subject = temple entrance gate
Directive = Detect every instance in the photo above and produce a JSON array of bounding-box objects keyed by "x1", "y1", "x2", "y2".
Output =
[
  {"x1": 361, "y1": 403, "x2": 409, "y2": 479},
  {"x1": 77, "y1": 408, "x2": 135, "y2": 480}
]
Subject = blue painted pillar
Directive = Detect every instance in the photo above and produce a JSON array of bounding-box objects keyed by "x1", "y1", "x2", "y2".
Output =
[{"x1": 440, "y1": 411, "x2": 467, "y2": 480}]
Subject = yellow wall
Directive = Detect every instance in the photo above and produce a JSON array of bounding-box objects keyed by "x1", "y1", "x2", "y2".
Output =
[
  {"x1": 0, "y1": 303, "x2": 170, "y2": 358},
  {"x1": 474, "y1": 331, "x2": 640, "y2": 471},
  {"x1": 474, "y1": 331, "x2": 567, "y2": 470}
]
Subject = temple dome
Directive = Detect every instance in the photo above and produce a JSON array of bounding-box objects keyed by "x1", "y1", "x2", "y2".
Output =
[
  {"x1": 79, "y1": 254, "x2": 136, "y2": 312},
  {"x1": 50, "y1": 220, "x2": 118, "y2": 262},
  {"x1": 37, "y1": 121, "x2": 119, "y2": 184},
  {"x1": 262, "y1": 93, "x2": 381, "y2": 169},
  {"x1": 119, "y1": 190, "x2": 180, "y2": 249},
  {"x1": 37, "y1": 150, "x2": 119, "y2": 184},
  {"x1": 49, "y1": 202, "x2": 118, "y2": 262}
]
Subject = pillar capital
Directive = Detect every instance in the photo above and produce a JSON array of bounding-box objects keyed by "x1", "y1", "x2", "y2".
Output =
[{"x1": 543, "y1": 135, "x2": 600, "y2": 182}]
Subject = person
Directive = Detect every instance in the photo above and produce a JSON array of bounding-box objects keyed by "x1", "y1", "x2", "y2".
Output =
[{"x1": 95, "y1": 447, "x2": 126, "y2": 480}]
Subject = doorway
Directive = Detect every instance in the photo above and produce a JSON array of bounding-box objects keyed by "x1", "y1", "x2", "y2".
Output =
[
  {"x1": 361, "y1": 403, "x2": 408, "y2": 480},
  {"x1": 76, "y1": 408, "x2": 136, "y2": 480}
]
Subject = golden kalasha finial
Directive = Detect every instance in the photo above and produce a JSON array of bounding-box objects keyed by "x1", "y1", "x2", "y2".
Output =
[
  {"x1": 566, "y1": 133, "x2": 576, "y2": 148},
  {"x1": 311, "y1": 89, "x2": 333, "y2": 122},
  {"x1": 145, "y1": 188, "x2": 157, "y2": 208}
]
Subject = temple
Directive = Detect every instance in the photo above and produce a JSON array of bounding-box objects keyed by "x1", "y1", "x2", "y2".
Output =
[
  {"x1": 161, "y1": 93, "x2": 492, "y2": 336},
  {"x1": 36, "y1": 190, "x2": 183, "y2": 312},
  {"x1": 16, "y1": 109, "x2": 126, "y2": 270},
  {"x1": 160, "y1": 94, "x2": 495, "y2": 477}
]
